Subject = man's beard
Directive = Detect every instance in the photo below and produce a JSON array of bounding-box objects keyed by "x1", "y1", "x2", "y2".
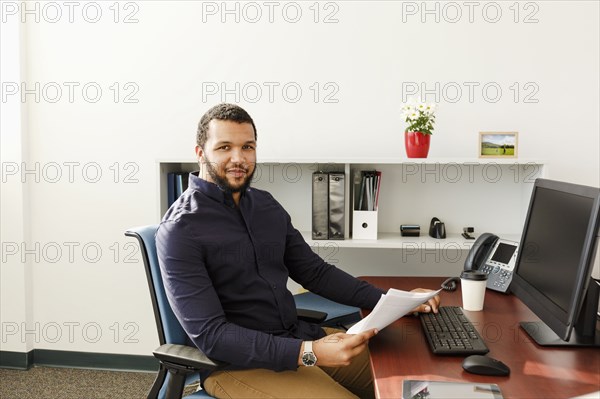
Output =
[{"x1": 204, "y1": 159, "x2": 255, "y2": 194}]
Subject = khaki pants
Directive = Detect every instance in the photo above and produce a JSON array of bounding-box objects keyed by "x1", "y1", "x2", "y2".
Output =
[{"x1": 203, "y1": 328, "x2": 375, "y2": 399}]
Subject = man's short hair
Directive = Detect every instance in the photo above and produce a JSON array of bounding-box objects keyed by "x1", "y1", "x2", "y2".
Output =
[{"x1": 197, "y1": 103, "x2": 257, "y2": 148}]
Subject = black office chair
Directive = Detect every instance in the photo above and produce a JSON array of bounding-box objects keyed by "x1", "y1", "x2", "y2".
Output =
[{"x1": 125, "y1": 224, "x2": 360, "y2": 399}]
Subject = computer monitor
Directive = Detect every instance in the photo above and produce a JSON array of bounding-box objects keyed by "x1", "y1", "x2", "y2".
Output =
[{"x1": 510, "y1": 178, "x2": 600, "y2": 347}]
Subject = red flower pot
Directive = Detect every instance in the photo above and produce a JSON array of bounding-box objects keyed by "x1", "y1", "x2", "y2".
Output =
[{"x1": 405, "y1": 131, "x2": 431, "y2": 158}]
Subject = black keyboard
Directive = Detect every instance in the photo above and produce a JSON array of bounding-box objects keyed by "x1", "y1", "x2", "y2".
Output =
[{"x1": 420, "y1": 306, "x2": 489, "y2": 355}]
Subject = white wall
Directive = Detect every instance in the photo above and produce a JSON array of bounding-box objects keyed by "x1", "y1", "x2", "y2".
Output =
[
  {"x1": 1, "y1": 1, "x2": 598, "y2": 356},
  {"x1": 1, "y1": 14, "x2": 33, "y2": 353}
]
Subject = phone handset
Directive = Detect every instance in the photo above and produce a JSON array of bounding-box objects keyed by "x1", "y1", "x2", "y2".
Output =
[
  {"x1": 440, "y1": 233, "x2": 500, "y2": 292},
  {"x1": 464, "y1": 233, "x2": 499, "y2": 271}
]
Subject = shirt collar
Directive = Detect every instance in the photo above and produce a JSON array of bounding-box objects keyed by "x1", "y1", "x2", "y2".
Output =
[{"x1": 188, "y1": 171, "x2": 250, "y2": 206}]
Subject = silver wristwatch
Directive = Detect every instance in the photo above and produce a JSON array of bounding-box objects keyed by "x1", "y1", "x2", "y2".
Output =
[{"x1": 301, "y1": 341, "x2": 317, "y2": 367}]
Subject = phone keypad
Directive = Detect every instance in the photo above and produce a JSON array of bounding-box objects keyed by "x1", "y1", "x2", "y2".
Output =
[
  {"x1": 481, "y1": 264, "x2": 494, "y2": 274},
  {"x1": 481, "y1": 264, "x2": 513, "y2": 292}
]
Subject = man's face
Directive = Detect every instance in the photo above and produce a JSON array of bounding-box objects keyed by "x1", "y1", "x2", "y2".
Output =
[{"x1": 196, "y1": 119, "x2": 257, "y2": 193}]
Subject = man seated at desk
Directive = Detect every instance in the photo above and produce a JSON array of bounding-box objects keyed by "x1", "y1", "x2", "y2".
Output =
[{"x1": 157, "y1": 103, "x2": 441, "y2": 399}]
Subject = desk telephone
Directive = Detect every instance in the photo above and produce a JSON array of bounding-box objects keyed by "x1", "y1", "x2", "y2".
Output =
[{"x1": 443, "y1": 233, "x2": 520, "y2": 293}]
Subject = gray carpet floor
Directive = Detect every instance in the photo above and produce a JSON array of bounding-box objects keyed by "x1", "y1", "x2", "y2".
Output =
[{"x1": 0, "y1": 367, "x2": 199, "y2": 399}]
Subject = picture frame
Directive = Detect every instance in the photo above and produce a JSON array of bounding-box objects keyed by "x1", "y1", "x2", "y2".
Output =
[{"x1": 479, "y1": 132, "x2": 518, "y2": 158}]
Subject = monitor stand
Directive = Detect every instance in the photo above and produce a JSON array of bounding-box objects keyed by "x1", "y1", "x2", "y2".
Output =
[
  {"x1": 521, "y1": 278, "x2": 600, "y2": 347},
  {"x1": 520, "y1": 321, "x2": 600, "y2": 347}
]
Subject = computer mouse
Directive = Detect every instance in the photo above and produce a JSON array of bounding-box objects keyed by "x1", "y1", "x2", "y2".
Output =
[{"x1": 462, "y1": 355, "x2": 510, "y2": 376}]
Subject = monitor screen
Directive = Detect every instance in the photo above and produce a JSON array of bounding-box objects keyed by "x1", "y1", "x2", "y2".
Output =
[
  {"x1": 511, "y1": 178, "x2": 600, "y2": 347},
  {"x1": 517, "y1": 186, "x2": 592, "y2": 313}
]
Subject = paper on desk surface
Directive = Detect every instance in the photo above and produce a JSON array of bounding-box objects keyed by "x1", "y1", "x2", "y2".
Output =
[{"x1": 347, "y1": 288, "x2": 442, "y2": 334}]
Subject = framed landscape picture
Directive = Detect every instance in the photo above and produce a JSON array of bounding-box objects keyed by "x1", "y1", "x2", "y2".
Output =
[{"x1": 479, "y1": 132, "x2": 518, "y2": 158}]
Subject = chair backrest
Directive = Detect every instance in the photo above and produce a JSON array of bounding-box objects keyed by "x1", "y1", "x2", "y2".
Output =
[{"x1": 125, "y1": 224, "x2": 188, "y2": 345}]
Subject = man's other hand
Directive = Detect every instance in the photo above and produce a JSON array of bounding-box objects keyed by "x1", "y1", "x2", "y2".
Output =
[
  {"x1": 302, "y1": 329, "x2": 378, "y2": 368},
  {"x1": 410, "y1": 288, "x2": 441, "y2": 314}
]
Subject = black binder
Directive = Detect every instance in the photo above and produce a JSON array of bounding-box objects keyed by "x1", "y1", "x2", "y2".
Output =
[
  {"x1": 312, "y1": 172, "x2": 329, "y2": 239},
  {"x1": 312, "y1": 171, "x2": 346, "y2": 240},
  {"x1": 328, "y1": 173, "x2": 345, "y2": 240}
]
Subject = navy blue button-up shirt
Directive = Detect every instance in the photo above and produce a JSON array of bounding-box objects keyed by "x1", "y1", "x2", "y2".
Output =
[{"x1": 156, "y1": 172, "x2": 384, "y2": 373}]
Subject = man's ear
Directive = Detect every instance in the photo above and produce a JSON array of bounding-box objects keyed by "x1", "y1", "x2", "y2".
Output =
[{"x1": 195, "y1": 145, "x2": 203, "y2": 161}]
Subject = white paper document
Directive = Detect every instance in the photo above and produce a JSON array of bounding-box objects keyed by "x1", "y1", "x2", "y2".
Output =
[{"x1": 347, "y1": 288, "x2": 442, "y2": 334}]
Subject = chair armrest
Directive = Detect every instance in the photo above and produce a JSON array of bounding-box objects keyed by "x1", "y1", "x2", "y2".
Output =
[
  {"x1": 296, "y1": 308, "x2": 327, "y2": 323},
  {"x1": 153, "y1": 344, "x2": 225, "y2": 371}
]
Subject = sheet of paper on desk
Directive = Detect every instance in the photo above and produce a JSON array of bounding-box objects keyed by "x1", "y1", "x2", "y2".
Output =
[{"x1": 347, "y1": 288, "x2": 442, "y2": 334}]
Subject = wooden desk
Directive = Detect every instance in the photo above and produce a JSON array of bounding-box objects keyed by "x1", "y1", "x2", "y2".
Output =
[{"x1": 361, "y1": 276, "x2": 600, "y2": 399}]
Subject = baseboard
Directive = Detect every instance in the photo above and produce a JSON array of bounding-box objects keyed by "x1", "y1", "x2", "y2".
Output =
[
  {"x1": 0, "y1": 349, "x2": 158, "y2": 372},
  {"x1": 0, "y1": 350, "x2": 34, "y2": 369}
]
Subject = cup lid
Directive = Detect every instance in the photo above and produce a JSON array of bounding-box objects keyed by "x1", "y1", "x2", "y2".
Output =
[{"x1": 460, "y1": 270, "x2": 488, "y2": 281}]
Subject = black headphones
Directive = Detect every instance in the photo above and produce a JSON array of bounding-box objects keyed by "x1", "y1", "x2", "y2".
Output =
[{"x1": 441, "y1": 277, "x2": 460, "y2": 292}]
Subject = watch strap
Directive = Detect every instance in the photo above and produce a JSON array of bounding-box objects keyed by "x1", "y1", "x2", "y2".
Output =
[
  {"x1": 301, "y1": 341, "x2": 317, "y2": 367},
  {"x1": 305, "y1": 341, "x2": 313, "y2": 353}
]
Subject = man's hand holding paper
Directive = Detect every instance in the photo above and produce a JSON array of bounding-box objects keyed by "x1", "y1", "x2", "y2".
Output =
[
  {"x1": 409, "y1": 288, "x2": 441, "y2": 314},
  {"x1": 347, "y1": 288, "x2": 441, "y2": 335}
]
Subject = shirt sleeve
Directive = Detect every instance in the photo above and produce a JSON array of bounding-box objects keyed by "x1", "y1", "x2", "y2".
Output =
[
  {"x1": 156, "y1": 220, "x2": 302, "y2": 371},
  {"x1": 278, "y1": 205, "x2": 386, "y2": 309}
]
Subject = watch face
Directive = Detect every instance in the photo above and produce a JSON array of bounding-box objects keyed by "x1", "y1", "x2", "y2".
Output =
[{"x1": 302, "y1": 352, "x2": 317, "y2": 366}]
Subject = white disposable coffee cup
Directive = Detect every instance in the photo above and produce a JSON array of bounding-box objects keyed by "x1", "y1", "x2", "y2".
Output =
[{"x1": 460, "y1": 271, "x2": 488, "y2": 311}]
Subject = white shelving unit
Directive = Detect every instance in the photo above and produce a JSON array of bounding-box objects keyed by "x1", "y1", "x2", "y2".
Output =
[
  {"x1": 302, "y1": 232, "x2": 523, "y2": 250},
  {"x1": 157, "y1": 158, "x2": 544, "y2": 278},
  {"x1": 159, "y1": 158, "x2": 544, "y2": 236}
]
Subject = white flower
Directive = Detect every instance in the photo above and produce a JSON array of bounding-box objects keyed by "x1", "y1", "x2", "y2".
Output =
[
  {"x1": 401, "y1": 104, "x2": 414, "y2": 115},
  {"x1": 424, "y1": 103, "x2": 436, "y2": 115},
  {"x1": 401, "y1": 100, "x2": 438, "y2": 134}
]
